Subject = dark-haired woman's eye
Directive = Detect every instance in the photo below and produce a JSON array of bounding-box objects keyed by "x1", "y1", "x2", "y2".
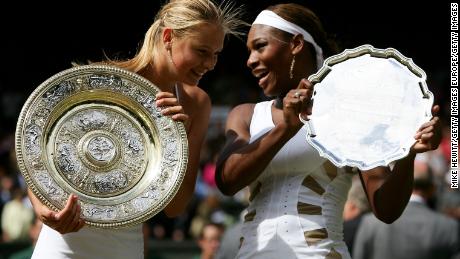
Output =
[{"x1": 255, "y1": 42, "x2": 267, "y2": 51}]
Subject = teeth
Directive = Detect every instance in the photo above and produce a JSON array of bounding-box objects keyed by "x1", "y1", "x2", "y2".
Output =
[
  {"x1": 194, "y1": 71, "x2": 205, "y2": 76},
  {"x1": 255, "y1": 72, "x2": 268, "y2": 79}
]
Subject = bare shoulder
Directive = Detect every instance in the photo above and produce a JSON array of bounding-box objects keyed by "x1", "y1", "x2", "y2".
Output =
[
  {"x1": 228, "y1": 103, "x2": 256, "y2": 119},
  {"x1": 182, "y1": 84, "x2": 211, "y2": 111},
  {"x1": 226, "y1": 103, "x2": 256, "y2": 129}
]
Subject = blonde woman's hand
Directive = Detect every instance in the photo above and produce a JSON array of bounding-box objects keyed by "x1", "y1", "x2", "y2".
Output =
[
  {"x1": 156, "y1": 92, "x2": 189, "y2": 123},
  {"x1": 36, "y1": 194, "x2": 85, "y2": 234}
]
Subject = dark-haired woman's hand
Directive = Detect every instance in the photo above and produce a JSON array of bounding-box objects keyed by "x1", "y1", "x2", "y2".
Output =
[
  {"x1": 282, "y1": 78, "x2": 313, "y2": 131},
  {"x1": 411, "y1": 105, "x2": 442, "y2": 153}
]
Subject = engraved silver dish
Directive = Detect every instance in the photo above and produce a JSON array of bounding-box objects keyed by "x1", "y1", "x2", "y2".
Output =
[
  {"x1": 301, "y1": 45, "x2": 433, "y2": 170},
  {"x1": 15, "y1": 65, "x2": 188, "y2": 228}
]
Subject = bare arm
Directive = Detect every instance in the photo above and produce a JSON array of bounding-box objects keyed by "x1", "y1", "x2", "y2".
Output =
[
  {"x1": 359, "y1": 154, "x2": 415, "y2": 223},
  {"x1": 156, "y1": 90, "x2": 211, "y2": 217},
  {"x1": 215, "y1": 104, "x2": 297, "y2": 195},
  {"x1": 216, "y1": 80, "x2": 314, "y2": 195},
  {"x1": 359, "y1": 105, "x2": 442, "y2": 223}
]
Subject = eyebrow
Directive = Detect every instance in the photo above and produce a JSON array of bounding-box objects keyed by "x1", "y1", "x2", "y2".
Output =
[
  {"x1": 250, "y1": 37, "x2": 264, "y2": 43},
  {"x1": 247, "y1": 37, "x2": 266, "y2": 48},
  {"x1": 195, "y1": 44, "x2": 223, "y2": 53}
]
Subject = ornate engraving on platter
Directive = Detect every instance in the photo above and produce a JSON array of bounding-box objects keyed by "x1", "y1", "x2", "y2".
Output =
[
  {"x1": 56, "y1": 143, "x2": 82, "y2": 175},
  {"x1": 43, "y1": 81, "x2": 76, "y2": 107},
  {"x1": 15, "y1": 65, "x2": 188, "y2": 228},
  {"x1": 34, "y1": 171, "x2": 67, "y2": 203},
  {"x1": 89, "y1": 74, "x2": 123, "y2": 89},
  {"x1": 86, "y1": 135, "x2": 117, "y2": 164},
  {"x1": 24, "y1": 124, "x2": 42, "y2": 157},
  {"x1": 52, "y1": 107, "x2": 147, "y2": 197}
]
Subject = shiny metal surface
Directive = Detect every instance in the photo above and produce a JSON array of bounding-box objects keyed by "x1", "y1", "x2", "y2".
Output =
[
  {"x1": 303, "y1": 45, "x2": 433, "y2": 170},
  {"x1": 15, "y1": 65, "x2": 188, "y2": 228}
]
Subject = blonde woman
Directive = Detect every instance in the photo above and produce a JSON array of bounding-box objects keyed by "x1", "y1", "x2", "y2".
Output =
[{"x1": 28, "y1": 0, "x2": 245, "y2": 258}]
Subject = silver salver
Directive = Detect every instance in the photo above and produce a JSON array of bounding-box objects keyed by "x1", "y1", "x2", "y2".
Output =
[
  {"x1": 15, "y1": 65, "x2": 188, "y2": 228},
  {"x1": 300, "y1": 45, "x2": 433, "y2": 170}
]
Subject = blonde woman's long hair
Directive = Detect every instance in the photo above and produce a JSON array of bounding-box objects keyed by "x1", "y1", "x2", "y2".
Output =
[{"x1": 106, "y1": 0, "x2": 246, "y2": 72}]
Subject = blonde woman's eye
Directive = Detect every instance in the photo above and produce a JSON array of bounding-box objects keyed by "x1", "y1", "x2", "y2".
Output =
[{"x1": 197, "y1": 49, "x2": 207, "y2": 55}]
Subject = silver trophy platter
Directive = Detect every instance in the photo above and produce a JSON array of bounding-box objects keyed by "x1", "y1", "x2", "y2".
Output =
[
  {"x1": 15, "y1": 65, "x2": 188, "y2": 228},
  {"x1": 302, "y1": 45, "x2": 433, "y2": 170}
]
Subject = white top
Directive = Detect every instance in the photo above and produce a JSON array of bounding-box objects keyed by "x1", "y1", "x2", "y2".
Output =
[
  {"x1": 237, "y1": 101, "x2": 352, "y2": 259},
  {"x1": 32, "y1": 224, "x2": 143, "y2": 259}
]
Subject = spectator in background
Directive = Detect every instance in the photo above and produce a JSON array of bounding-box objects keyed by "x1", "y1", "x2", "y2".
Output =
[
  {"x1": 202, "y1": 135, "x2": 227, "y2": 191},
  {"x1": 1, "y1": 133, "x2": 20, "y2": 212},
  {"x1": 195, "y1": 222, "x2": 225, "y2": 259},
  {"x1": 353, "y1": 161, "x2": 460, "y2": 259},
  {"x1": 342, "y1": 176, "x2": 370, "y2": 255},
  {"x1": 1, "y1": 188, "x2": 34, "y2": 242},
  {"x1": 216, "y1": 210, "x2": 245, "y2": 259},
  {"x1": 190, "y1": 192, "x2": 224, "y2": 239},
  {"x1": 8, "y1": 216, "x2": 43, "y2": 259},
  {"x1": 202, "y1": 153, "x2": 219, "y2": 190},
  {"x1": 439, "y1": 187, "x2": 460, "y2": 224},
  {"x1": 434, "y1": 123, "x2": 460, "y2": 222}
]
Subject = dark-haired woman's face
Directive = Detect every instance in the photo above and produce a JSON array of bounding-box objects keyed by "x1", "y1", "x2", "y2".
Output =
[{"x1": 246, "y1": 25, "x2": 293, "y2": 97}]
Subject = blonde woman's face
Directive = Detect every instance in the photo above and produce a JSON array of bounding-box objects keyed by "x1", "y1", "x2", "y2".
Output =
[{"x1": 170, "y1": 23, "x2": 224, "y2": 86}]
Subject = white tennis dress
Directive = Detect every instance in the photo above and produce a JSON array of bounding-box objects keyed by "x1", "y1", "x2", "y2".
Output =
[
  {"x1": 32, "y1": 224, "x2": 143, "y2": 259},
  {"x1": 237, "y1": 100, "x2": 353, "y2": 259}
]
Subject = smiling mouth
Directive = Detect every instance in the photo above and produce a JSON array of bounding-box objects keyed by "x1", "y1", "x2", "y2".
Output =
[
  {"x1": 192, "y1": 70, "x2": 205, "y2": 78},
  {"x1": 256, "y1": 72, "x2": 269, "y2": 85}
]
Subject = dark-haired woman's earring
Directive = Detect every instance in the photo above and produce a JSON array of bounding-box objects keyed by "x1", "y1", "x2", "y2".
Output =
[{"x1": 289, "y1": 55, "x2": 296, "y2": 79}]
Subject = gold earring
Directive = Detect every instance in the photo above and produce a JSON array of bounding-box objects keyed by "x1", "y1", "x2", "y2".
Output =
[{"x1": 289, "y1": 55, "x2": 296, "y2": 79}]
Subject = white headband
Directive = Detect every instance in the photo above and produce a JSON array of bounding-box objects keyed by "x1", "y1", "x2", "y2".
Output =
[{"x1": 253, "y1": 10, "x2": 324, "y2": 69}]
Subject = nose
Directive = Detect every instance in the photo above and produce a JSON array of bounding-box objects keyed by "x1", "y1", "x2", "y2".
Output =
[
  {"x1": 246, "y1": 50, "x2": 258, "y2": 70},
  {"x1": 203, "y1": 55, "x2": 218, "y2": 71}
]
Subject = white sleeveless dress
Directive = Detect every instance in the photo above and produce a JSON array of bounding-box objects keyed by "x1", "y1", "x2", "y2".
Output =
[
  {"x1": 236, "y1": 100, "x2": 353, "y2": 259},
  {"x1": 32, "y1": 224, "x2": 143, "y2": 259}
]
